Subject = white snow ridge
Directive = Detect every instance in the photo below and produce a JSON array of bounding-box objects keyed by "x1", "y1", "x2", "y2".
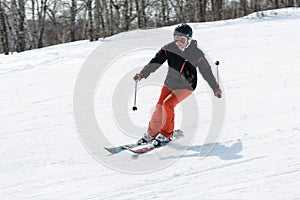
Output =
[{"x1": 1, "y1": 8, "x2": 300, "y2": 200}]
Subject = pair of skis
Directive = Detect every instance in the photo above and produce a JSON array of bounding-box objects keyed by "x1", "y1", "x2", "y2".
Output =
[{"x1": 104, "y1": 130, "x2": 184, "y2": 155}]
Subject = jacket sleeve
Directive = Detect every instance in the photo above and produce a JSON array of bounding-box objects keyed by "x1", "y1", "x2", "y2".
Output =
[
  {"x1": 140, "y1": 47, "x2": 167, "y2": 79},
  {"x1": 197, "y1": 55, "x2": 220, "y2": 92}
]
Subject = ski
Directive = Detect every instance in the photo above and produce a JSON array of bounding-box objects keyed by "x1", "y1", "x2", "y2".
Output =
[
  {"x1": 104, "y1": 129, "x2": 184, "y2": 155},
  {"x1": 104, "y1": 144, "x2": 139, "y2": 154},
  {"x1": 128, "y1": 144, "x2": 156, "y2": 154},
  {"x1": 128, "y1": 129, "x2": 184, "y2": 154}
]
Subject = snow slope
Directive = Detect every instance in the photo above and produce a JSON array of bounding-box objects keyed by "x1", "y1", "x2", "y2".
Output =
[{"x1": 1, "y1": 8, "x2": 300, "y2": 200}]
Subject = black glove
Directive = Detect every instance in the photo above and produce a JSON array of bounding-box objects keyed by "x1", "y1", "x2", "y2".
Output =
[
  {"x1": 133, "y1": 73, "x2": 142, "y2": 82},
  {"x1": 214, "y1": 88, "x2": 222, "y2": 98}
]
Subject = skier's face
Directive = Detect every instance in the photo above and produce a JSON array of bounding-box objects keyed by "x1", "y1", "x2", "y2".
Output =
[{"x1": 174, "y1": 35, "x2": 188, "y2": 49}]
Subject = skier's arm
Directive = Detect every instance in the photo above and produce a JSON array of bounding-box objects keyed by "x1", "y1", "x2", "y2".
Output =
[
  {"x1": 197, "y1": 55, "x2": 221, "y2": 96},
  {"x1": 139, "y1": 48, "x2": 167, "y2": 79}
]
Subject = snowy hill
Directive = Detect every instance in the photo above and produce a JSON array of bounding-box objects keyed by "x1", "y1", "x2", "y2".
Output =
[{"x1": 1, "y1": 8, "x2": 300, "y2": 199}]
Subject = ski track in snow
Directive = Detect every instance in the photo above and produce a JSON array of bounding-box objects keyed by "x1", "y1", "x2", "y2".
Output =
[{"x1": 1, "y1": 8, "x2": 300, "y2": 200}]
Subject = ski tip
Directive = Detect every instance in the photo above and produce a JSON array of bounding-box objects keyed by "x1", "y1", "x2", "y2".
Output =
[
  {"x1": 104, "y1": 147, "x2": 123, "y2": 154},
  {"x1": 104, "y1": 147, "x2": 115, "y2": 154}
]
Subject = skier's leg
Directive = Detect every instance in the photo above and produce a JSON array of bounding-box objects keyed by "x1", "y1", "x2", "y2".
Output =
[
  {"x1": 147, "y1": 85, "x2": 172, "y2": 137},
  {"x1": 160, "y1": 89, "x2": 192, "y2": 138}
]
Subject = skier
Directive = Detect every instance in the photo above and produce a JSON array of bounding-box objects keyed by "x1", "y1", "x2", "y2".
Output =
[{"x1": 133, "y1": 23, "x2": 222, "y2": 148}]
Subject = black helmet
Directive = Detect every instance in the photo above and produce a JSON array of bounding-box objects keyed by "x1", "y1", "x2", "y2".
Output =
[{"x1": 174, "y1": 23, "x2": 193, "y2": 38}]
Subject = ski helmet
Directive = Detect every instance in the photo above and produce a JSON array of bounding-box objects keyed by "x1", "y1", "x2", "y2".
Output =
[{"x1": 174, "y1": 23, "x2": 193, "y2": 38}]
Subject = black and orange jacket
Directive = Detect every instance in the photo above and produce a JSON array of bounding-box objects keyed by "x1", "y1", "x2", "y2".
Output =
[{"x1": 140, "y1": 40, "x2": 219, "y2": 92}]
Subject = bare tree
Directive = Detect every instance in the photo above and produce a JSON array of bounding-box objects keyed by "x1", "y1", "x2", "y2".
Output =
[
  {"x1": 141, "y1": 0, "x2": 147, "y2": 27},
  {"x1": 70, "y1": 0, "x2": 77, "y2": 41},
  {"x1": 100, "y1": 0, "x2": 109, "y2": 36},
  {"x1": 11, "y1": 0, "x2": 20, "y2": 52},
  {"x1": 17, "y1": 0, "x2": 26, "y2": 51},
  {"x1": 273, "y1": 0, "x2": 280, "y2": 9},
  {"x1": 240, "y1": 0, "x2": 249, "y2": 16},
  {"x1": 30, "y1": 0, "x2": 38, "y2": 48},
  {"x1": 153, "y1": 1, "x2": 160, "y2": 27},
  {"x1": 161, "y1": 0, "x2": 167, "y2": 25},
  {"x1": 185, "y1": 0, "x2": 196, "y2": 22},
  {"x1": 94, "y1": 0, "x2": 101, "y2": 40},
  {"x1": 122, "y1": 0, "x2": 130, "y2": 31},
  {"x1": 38, "y1": 0, "x2": 48, "y2": 48},
  {"x1": 135, "y1": 0, "x2": 147, "y2": 28},
  {"x1": 87, "y1": 0, "x2": 95, "y2": 41},
  {"x1": 109, "y1": 0, "x2": 113, "y2": 34},
  {"x1": 211, "y1": 0, "x2": 223, "y2": 21},
  {"x1": 199, "y1": 0, "x2": 207, "y2": 22},
  {"x1": 0, "y1": 0, "x2": 9, "y2": 54},
  {"x1": 170, "y1": 0, "x2": 185, "y2": 22},
  {"x1": 111, "y1": 0, "x2": 121, "y2": 32},
  {"x1": 46, "y1": 0, "x2": 63, "y2": 44},
  {"x1": 287, "y1": 0, "x2": 294, "y2": 6},
  {"x1": 251, "y1": 0, "x2": 261, "y2": 13},
  {"x1": 135, "y1": 0, "x2": 141, "y2": 28}
]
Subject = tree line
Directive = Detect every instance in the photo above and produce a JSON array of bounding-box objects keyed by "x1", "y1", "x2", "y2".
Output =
[{"x1": 0, "y1": 0, "x2": 299, "y2": 55}]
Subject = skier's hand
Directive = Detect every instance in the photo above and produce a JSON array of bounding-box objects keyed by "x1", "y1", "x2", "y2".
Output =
[
  {"x1": 133, "y1": 73, "x2": 142, "y2": 82},
  {"x1": 214, "y1": 88, "x2": 222, "y2": 98}
]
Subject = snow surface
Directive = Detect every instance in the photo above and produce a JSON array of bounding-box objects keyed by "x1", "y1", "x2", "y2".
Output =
[{"x1": 1, "y1": 8, "x2": 300, "y2": 200}]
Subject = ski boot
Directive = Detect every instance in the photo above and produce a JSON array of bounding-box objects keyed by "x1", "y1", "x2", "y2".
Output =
[
  {"x1": 151, "y1": 133, "x2": 170, "y2": 147},
  {"x1": 136, "y1": 133, "x2": 154, "y2": 145}
]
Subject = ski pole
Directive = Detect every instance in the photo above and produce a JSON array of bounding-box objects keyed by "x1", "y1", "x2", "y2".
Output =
[
  {"x1": 215, "y1": 61, "x2": 221, "y2": 98},
  {"x1": 215, "y1": 61, "x2": 220, "y2": 83},
  {"x1": 132, "y1": 81, "x2": 138, "y2": 111}
]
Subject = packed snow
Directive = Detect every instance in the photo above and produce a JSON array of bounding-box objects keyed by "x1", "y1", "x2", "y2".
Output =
[{"x1": 1, "y1": 8, "x2": 300, "y2": 200}]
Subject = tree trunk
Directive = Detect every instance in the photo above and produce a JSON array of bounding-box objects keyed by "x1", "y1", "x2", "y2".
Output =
[
  {"x1": 135, "y1": 0, "x2": 140, "y2": 28},
  {"x1": 141, "y1": 0, "x2": 147, "y2": 27},
  {"x1": 176, "y1": 0, "x2": 185, "y2": 22},
  {"x1": 0, "y1": 1, "x2": 9, "y2": 55},
  {"x1": 70, "y1": 0, "x2": 77, "y2": 42},
  {"x1": 199, "y1": 0, "x2": 207, "y2": 22},
  {"x1": 11, "y1": 0, "x2": 19, "y2": 52},
  {"x1": 31, "y1": 0, "x2": 37, "y2": 49},
  {"x1": 94, "y1": 0, "x2": 101, "y2": 40},
  {"x1": 123, "y1": 0, "x2": 130, "y2": 31},
  {"x1": 212, "y1": 0, "x2": 223, "y2": 21},
  {"x1": 47, "y1": 1, "x2": 64, "y2": 44},
  {"x1": 101, "y1": 0, "x2": 109, "y2": 37},
  {"x1": 109, "y1": 0, "x2": 113, "y2": 35},
  {"x1": 185, "y1": 1, "x2": 196, "y2": 22},
  {"x1": 161, "y1": 0, "x2": 166, "y2": 26},
  {"x1": 288, "y1": 0, "x2": 294, "y2": 6},
  {"x1": 240, "y1": 0, "x2": 248, "y2": 16},
  {"x1": 17, "y1": 0, "x2": 26, "y2": 52},
  {"x1": 166, "y1": 0, "x2": 170, "y2": 25},
  {"x1": 111, "y1": 0, "x2": 121, "y2": 33},
  {"x1": 273, "y1": 0, "x2": 280, "y2": 9},
  {"x1": 170, "y1": 0, "x2": 184, "y2": 23},
  {"x1": 38, "y1": 0, "x2": 47, "y2": 48},
  {"x1": 87, "y1": 0, "x2": 95, "y2": 41},
  {"x1": 252, "y1": 0, "x2": 260, "y2": 13}
]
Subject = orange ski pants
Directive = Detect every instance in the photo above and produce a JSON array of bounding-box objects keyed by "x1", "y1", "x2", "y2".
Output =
[{"x1": 147, "y1": 85, "x2": 192, "y2": 138}]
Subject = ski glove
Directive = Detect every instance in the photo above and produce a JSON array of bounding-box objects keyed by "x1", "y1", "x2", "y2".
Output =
[
  {"x1": 133, "y1": 73, "x2": 142, "y2": 82},
  {"x1": 214, "y1": 88, "x2": 222, "y2": 98}
]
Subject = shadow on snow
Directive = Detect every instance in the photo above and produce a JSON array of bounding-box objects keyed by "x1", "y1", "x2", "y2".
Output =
[{"x1": 160, "y1": 139, "x2": 243, "y2": 161}]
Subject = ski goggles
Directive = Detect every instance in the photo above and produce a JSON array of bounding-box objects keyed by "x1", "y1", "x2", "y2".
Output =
[{"x1": 174, "y1": 35, "x2": 188, "y2": 44}]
